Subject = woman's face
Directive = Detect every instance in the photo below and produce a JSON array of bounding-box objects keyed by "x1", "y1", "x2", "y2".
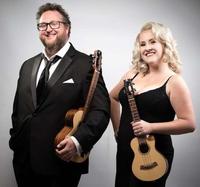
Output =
[{"x1": 139, "y1": 29, "x2": 164, "y2": 65}]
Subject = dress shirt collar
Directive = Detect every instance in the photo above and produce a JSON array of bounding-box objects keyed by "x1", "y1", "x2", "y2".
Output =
[{"x1": 43, "y1": 40, "x2": 71, "y2": 61}]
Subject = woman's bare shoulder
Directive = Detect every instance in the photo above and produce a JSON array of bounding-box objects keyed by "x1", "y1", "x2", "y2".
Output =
[{"x1": 121, "y1": 68, "x2": 139, "y2": 80}]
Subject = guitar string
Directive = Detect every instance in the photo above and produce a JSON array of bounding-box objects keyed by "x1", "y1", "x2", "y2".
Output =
[{"x1": 139, "y1": 140, "x2": 152, "y2": 168}]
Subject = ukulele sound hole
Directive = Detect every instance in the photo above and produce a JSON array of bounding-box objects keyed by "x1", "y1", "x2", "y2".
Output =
[
  {"x1": 140, "y1": 162, "x2": 158, "y2": 170},
  {"x1": 139, "y1": 143, "x2": 149, "y2": 153}
]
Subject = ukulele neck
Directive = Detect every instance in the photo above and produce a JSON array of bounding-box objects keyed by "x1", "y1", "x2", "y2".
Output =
[
  {"x1": 82, "y1": 70, "x2": 100, "y2": 120},
  {"x1": 127, "y1": 90, "x2": 146, "y2": 143}
]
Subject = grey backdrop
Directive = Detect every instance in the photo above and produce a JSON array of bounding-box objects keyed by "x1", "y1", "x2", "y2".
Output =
[{"x1": 0, "y1": 0, "x2": 200, "y2": 186}]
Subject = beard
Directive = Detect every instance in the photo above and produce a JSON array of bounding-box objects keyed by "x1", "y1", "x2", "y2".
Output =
[{"x1": 40, "y1": 34, "x2": 67, "y2": 55}]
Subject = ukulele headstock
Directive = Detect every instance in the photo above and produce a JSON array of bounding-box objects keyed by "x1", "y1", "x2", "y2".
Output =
[
  {"x1": 124, "y1": 79, "x2": 136, "y2": 96},
  {"x1": 91, "y1": 50, "x2": 102, "y2": 72}
]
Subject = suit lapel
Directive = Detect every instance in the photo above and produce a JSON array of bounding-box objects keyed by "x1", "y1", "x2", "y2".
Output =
[
  {"x1": 48, "y1": 44, "x2": 75, "y2": 88},
  {"x1": 31, "y1": 54, "x2": 43, "y2": 108},
  {"x1": 33, "y1": 44, "x2": 76, "y2": 109},
  {"x1": 48, "y1": 56, "x2": 72, "y2": 88}
]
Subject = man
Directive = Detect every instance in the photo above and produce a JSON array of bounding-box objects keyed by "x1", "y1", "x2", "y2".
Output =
[{"x1": 9, "y1": 3, "x2": 110, "y2": 187}]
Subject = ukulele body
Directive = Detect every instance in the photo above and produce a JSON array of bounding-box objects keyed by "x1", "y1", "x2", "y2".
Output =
[
  {"x1": 54, "y1": 108, "x2": 89, "y2": 163},
  {"x1": 130, "y1": 135, "x2": 168, "y2": 181}
]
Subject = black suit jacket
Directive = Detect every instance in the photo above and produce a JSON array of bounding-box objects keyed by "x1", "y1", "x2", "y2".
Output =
[{"x1": 9, "y1": 44, "x2": 110, "y2": 175}]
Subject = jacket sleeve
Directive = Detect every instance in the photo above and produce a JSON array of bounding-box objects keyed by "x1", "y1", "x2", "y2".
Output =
[
  {"x1": 73, "y1": 67, "x2": 110, "y2": 153},
  {"x1": 9, "y1": 64, "x2": 32, "y2": 150}
]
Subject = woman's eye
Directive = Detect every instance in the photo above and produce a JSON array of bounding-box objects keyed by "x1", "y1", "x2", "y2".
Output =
[{"x1": 140, "y1": 43, "x2": 145, "y2": 47}]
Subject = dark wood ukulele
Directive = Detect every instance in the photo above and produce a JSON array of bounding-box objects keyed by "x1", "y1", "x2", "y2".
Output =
[{"x1": 54, "y1": 50, "x2": 102, "y2": 163}]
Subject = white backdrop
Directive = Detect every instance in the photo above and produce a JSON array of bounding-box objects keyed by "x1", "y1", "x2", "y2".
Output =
[{"x1": 0, "y1": 0, "x2": 200, "y2": 186}]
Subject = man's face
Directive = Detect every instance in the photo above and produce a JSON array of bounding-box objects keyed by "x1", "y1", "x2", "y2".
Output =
[{"x1": 38, "y1": 10, "x2": 69, "y2": 53}]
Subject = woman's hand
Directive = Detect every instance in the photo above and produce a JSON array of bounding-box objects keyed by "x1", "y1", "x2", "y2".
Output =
[{"x1": 131, "y1": 120, "x2": 153, "y2": 136}]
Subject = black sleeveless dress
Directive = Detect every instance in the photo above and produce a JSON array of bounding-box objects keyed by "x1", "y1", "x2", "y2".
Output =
[{"x1": 115, "y1": 76, "x2": 175, "y2": 187}]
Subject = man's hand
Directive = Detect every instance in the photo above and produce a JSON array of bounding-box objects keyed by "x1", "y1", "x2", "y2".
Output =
[{"x1": 55, "y1": 137, "x2": 77, "y2": 162}]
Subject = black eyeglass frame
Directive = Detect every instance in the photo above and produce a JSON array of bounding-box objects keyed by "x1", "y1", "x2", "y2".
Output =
[{"x1": 37, "y1": 21, "x2": 67, "y2": 31}]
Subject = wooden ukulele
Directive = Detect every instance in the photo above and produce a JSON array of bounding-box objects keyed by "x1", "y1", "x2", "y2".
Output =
[
  {"x1": 124, "y1": 79, "x2": 168, "y2": 181},
  {"x1": 54, "y1": 50, "x2": 102, "y2": 163}
]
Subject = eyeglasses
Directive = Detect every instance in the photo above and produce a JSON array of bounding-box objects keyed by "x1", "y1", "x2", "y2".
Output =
[{"x1": 37, "y1": 21, "x2": 66, "y2": 31}]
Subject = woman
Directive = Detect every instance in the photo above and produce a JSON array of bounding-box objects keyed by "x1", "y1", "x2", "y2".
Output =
[{"x1": 110, "y1": 22, "x2": 195, "y2": 187}]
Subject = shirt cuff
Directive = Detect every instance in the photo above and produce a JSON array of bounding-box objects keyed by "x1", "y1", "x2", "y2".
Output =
[{"x1": 70, "y1": 136, "x2": 82, "y2": 156}]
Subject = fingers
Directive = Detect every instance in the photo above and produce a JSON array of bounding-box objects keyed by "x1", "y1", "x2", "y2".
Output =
[
  {"x1": 56, "y1": 138, "x2": 67, "y2": 151},
  {"x1": 133, "y1": 127, "x2": 143, "y2": 136},
  {"x1": 131, "y1": 121, "x2": 144, "y2": 136},
  {"x1": 134, "y1": 129, "x2": 143, "y2": 136},
  {"x1": 55, "y1": 137, "x2": 77, "y2": 162}
]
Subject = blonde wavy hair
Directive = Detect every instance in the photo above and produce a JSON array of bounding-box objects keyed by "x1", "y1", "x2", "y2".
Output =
[{"x1": 132, "y1": 22, "x2": 181, "y2": 74}]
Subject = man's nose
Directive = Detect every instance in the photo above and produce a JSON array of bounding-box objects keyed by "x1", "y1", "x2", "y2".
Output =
[{"x1": 46, "y1": 24, "x2": 53, "y2": 32}]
